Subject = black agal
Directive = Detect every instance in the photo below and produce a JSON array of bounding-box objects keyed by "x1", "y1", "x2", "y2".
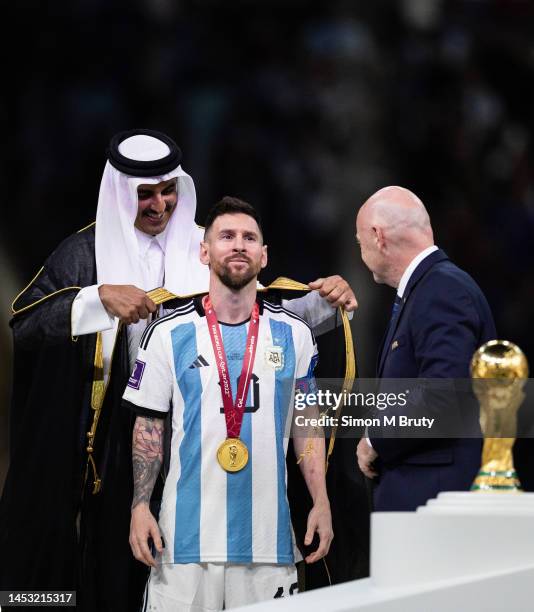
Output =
[{"x1": 107, "y1": 129, "x2": 182, "y2": 177}]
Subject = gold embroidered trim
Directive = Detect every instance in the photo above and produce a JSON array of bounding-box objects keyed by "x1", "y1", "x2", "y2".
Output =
[
  {"x1": 326, "y1": 307, "x2": 356, "y2": 472},
  {"x1": 77, "y1": 220, "x2": 96, "y2": 233},
  {"x1": 86, "y1": 331, "x2": 105, "y2": 494},
  {"x1": 12, "y1": 285, "x2": 82, "y2": 316},
  {"x1": 11, "y1": 267, "x2": 44, "y2": 313},
  {"x1": 146, "y1": 287, "x2": 179, "y2": 305},
  {"x1": 85, "y1": 325, "x2": 121, "y2": 494},
  {"x1": 145, "y1": 277, "x2": 311, "y2": 307},
  {"x1": 12, "y1": 221, "x2": 94, "y2": 315},
  {"x1": 261, "y1": 277, "x2": 310, "y2": 292}
]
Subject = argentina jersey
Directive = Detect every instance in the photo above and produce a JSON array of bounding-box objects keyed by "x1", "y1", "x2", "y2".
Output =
[{"x1": 122, "y1": 297, "x2": 318, "y2": 565}]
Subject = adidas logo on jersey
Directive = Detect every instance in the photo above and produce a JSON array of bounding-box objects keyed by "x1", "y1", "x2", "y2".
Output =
[{"x1": 189, "y1": 355, "x2": 209, "y2": 369}]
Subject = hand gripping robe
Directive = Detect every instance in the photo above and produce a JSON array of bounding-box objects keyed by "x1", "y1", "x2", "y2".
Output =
[{"x1": 0, "y1": 130, "x2": 356, "y2": 611}]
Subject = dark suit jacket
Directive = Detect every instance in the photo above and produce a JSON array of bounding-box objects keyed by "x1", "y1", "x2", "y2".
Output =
[{"x1": 369, "y1": 249, "x2": 496, "y2": 511}]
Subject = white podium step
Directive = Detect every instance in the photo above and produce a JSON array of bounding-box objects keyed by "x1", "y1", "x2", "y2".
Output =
[
  {"x1": 235, "y1": 493, "x2": 534, "y2": 612},
  {"x1": 236, "y1": 565, "x2": 534, "y2": 612}
]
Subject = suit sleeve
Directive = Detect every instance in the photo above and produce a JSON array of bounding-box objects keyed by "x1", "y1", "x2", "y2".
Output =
[{"x1": 370, "y1": 278, "x2": 483, "y2": 463}]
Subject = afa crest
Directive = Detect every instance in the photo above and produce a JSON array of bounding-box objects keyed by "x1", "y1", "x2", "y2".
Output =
[{"x1": 265, "y1": 346, "x2": 284, "y2": 371}]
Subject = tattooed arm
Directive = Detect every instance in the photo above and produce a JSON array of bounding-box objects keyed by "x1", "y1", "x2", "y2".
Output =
[
  {"x1": 292, "y1": 410, "x2": 333, "y2": 564},
  {"x1": 129, "y1": 415, "x2": 165, "y2": 567}
]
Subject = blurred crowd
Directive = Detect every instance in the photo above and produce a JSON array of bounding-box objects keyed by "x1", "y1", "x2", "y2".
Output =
[{"x1": 2, "y1": 0, "x2": 533, "y2": 439}]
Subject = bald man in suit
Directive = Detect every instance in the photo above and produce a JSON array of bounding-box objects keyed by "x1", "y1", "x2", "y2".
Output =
[{"x1": 355, "y1": 187, "x2": 496, "y2": 511}]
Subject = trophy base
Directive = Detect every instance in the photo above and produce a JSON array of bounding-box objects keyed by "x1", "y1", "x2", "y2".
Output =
[{"x1": 471, "y1": 469, "x2": 522, "y2": 492}]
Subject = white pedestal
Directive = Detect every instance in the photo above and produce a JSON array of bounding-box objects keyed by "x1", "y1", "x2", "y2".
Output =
[{"x1": 236, "y1": 493, "x2": 534, "y2": 611}]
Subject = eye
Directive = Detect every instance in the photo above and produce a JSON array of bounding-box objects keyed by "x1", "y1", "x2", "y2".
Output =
[{"x1": 138, "y1": 191, "x2": 151, "y2": 200}]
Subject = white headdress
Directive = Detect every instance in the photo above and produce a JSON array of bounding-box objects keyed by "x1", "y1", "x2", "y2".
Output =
[{"x1": 95, "y1": 130, "x2": 209, "y2": 295}]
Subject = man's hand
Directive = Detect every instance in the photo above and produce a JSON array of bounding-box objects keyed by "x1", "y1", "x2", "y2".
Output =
[
  {"x1": 356, "y1": 438, "x2": 378, "y2": 479},
  {"x1": 130, "y1": 502, "x2": 163, "y2": 567},
  {"x1": 303, "y1": 496, "x2": 333, "y2": 564},
  {"x1": 308, "y1": 275, "x2": 358, "y2": 312},
  {"x1": 98, "y1": 284, "x2": 157, "y2": 324}
]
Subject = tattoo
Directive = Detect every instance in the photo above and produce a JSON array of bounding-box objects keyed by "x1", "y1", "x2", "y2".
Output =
[{"x1": 132, "y1": 416, "x2": 164, "y2": 509}]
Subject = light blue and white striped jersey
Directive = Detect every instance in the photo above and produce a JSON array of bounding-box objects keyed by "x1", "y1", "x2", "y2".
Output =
[{"x1": 123, "y1": 297, "x2": 318, "y2": 565}]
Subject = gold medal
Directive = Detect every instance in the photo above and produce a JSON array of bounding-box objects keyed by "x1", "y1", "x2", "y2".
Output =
[{"x1": 217, "y1": 438, "x2": 249, "y2": 472}]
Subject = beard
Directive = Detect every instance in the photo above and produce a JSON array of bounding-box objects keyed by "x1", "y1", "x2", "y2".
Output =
[{"x1": 214, "y1": 257, "x2": 261, "y2": 290}]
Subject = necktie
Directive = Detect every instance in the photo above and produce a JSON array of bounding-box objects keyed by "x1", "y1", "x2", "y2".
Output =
[
  {"x1": 378, "y1": 294, "x2": 403, "y2": 373},
  {"x1": 390, "y1": 294, "x2": 402, "y2": 320}
]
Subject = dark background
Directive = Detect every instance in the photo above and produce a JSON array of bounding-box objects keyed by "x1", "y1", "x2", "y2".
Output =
[{"x1": 2, "y1": 0, "x2": 534, "y2": 485}]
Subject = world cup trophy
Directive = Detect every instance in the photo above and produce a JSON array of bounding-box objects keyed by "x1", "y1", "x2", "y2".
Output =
[{"x1": 470, "y1": 340, "x2": 529, "y2": 492}]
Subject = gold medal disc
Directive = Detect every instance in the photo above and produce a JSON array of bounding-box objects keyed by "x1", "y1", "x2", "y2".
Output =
[{"x1": 217, "y1": 438, "x2": 249, "y2": 472}]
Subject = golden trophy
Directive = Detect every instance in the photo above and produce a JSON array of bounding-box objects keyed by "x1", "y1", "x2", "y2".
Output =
[{"x1": 470, "y1": 340, "x2": 529, "y2": 492}]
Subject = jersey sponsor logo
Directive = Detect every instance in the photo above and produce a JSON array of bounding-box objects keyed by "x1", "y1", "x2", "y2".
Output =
[
  {"x1": 265, "y1": 346, "x2": 284, "y2": 370},
  {"x1": 188, "y1": 354, "x2": 210, "y2": 369},
  {"x1": 128, "y1": 359, "x2": 146, "y2": 390}
]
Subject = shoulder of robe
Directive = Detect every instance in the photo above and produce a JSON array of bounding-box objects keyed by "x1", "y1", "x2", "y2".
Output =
[{"x1": 11, "y1": 222, "x2": 96, "y2": 314}]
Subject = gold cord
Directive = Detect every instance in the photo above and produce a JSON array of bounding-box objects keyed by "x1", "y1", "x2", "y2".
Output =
[
  {"x1": 85, "y1": 331, "x2": 105, "y2": 494},
  {"x1": 326, "y1": 306, "x2": 356, "y2": 472}
]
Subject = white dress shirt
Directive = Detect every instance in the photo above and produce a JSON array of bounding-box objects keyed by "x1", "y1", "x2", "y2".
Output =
[{"x1": 396, "y1": 245, "x2": 438, "y2": 298}]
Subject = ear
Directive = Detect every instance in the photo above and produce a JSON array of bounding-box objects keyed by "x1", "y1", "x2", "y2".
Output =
[
  {"x1": 374, "y1": 226, "x2": 386, "y2": 251},
  {"x1": 199, "y1": 240, "x2": 210, "y2": 266},
  {"x1": 260, "y1": 244, "x2": 268, "y2": 269}
]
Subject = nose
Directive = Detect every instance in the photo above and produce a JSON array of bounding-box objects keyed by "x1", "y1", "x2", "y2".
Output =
[
  {"x1": 150, "y1": 193, "x2": 166, "y2": 213},
  {"x1": 233, "y1": 235, "x2": 246, "y2": 252}
]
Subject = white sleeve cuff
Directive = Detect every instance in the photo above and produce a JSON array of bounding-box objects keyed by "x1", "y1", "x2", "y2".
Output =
[
  {"x1": 71, "y1": 285, "x2": 115, "y2": 336},
  {"x1": 366, "y1": 437, "x2": 373, "y2": 448}
]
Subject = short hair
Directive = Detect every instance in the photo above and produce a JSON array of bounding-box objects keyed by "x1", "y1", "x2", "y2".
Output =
[{"x1": 204, "y1": 196, "x2": 263, "y2": 238}]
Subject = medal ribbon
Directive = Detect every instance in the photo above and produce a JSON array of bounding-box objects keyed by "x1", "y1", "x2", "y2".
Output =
[{"x1": 203, "y1": 295, "x2": 260, "y2": 439}]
